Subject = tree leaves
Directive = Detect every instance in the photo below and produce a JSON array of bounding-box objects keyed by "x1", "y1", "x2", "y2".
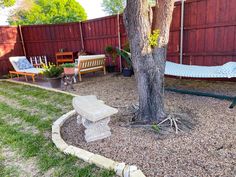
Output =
[
  {"x1": 101, "y1": 0, "x2": 125, "y2": 15},
  {"x1": 0, "y1": 0, "x2": 16, "y2": 8},
  {"x1": 8, "y1": 0, "x2": 87, "y2": 25},
  {"x1": 101, "y1": 0, "x2": 156, "y2": 15}
]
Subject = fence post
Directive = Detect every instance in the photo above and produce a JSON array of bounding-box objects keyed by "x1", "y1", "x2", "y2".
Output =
[
  {"x1": 180, "y1": 0, "x2": 185, "y2": 65},
  {"x1": 117, "y1": 13, "x2": 122, "y2": 72},
  {"x1": 79, "y1": 22, "x2": 85, "y2": 50},
  {"x1": 19, "y1": 25, "x2": 27, "y2": 56}
]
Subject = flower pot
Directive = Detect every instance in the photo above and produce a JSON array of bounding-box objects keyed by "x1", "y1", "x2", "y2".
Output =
[
  {"x1": 64, "y1": 67, "x2": 75, "y2": 75},
  {"x1": 107, "y1": 65, "x2": 116, "y2": 73},
  {"x1": 47, "y1": 77, "x2": 61, "y2": 88},
  {"x1": 122, "y1": 68, "x2": 133, "y2": 77}
]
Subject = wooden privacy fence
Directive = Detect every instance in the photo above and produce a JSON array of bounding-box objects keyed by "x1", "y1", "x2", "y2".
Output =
[{"x1": 0, "y1": 0, "x2": 236, "y2": 77}]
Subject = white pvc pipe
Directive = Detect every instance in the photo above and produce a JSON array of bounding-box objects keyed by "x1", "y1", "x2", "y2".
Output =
[
  {"x1": 180, "y1": 0, "x2": 185, "y2": 65},
  {"x1": 117, "y1": 13, "x2": 122, "y2": 72},
  {"x1": 79, "y1": 22, "x2": 84, "y2": 50},
  {"x1": 19, "y1": 25, "x2": 27, "y2": 56}
]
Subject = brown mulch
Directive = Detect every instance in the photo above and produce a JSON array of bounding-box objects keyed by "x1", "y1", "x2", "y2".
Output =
[{"x1": 61, "y1": 74, "x2": 236, "y2": 177}]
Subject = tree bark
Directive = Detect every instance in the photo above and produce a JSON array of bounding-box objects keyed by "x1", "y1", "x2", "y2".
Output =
[{"x1": 124, "y1": 0, "x2": 175, "y2": 123}]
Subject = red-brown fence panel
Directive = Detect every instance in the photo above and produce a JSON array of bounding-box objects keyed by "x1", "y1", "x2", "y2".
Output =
[
  {"x1": 0, "y1": 26, "x2": 24, "y2": 76},
  {"x1": 21, "y1": 22, "x2": 83, "y2": 64},
  {"x1": 83, "y1": 16, "x2": 118, "y2": 53},
  {"x1": 183, "y1": 0, "x2": 236, "y2": 66},
  {"x1": 82, "y1": 15, "x2": 121, "y2": 69}
]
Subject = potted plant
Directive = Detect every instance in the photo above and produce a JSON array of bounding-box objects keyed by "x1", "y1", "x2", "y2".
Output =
[
  {"x1": 105, "y1": 45, "x2": 118, "y2": 72},
  {"x1": 116, "y1": 47, "x2": 133, "y2": 77},
  {"x1": 41, "y1": 64, "x2": 63, "y2": 88},
  {"x1": 59, "y1": 48, "x2": 65, "y2": 52},
  {"x1": 62, "y1": 63, "x2": 75, "y2": 75}
]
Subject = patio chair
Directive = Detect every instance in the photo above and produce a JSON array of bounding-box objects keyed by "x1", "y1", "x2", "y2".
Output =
[
  {"x1": 9, "y1": 56, "x2": 44, "y2": 82},
  {"x1": 29, "y1": 56, "x2": 48, "y2": 68}
]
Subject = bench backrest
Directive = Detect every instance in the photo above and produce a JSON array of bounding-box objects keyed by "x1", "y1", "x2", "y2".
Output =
[{"x1": 79, "y1": 58, "x2": 105, "y2": 70}]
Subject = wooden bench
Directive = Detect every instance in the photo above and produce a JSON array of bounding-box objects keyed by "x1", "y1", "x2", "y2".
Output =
[
  {"x1": 78, "y1": 55, "x2": 106, "y2": 81},
  {"x1": 72, "y1": 95, "x2": 118, "y2": 142}
]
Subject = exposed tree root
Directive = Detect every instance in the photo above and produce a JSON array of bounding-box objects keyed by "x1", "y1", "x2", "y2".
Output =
[
  {"x1": 126, "y1": 104, "x2": 188, "y2": 134},
  {"x1": 158, "y1": 114, "x2": 184, "y2": 134},
  {"x1": 130, "y1": 103, "x2": 140, "y2": 122}
]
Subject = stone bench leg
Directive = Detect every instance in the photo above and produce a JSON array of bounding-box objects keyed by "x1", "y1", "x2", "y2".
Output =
[{"x1": 77, "y1": 115, "x2": 111, "y2": 142}]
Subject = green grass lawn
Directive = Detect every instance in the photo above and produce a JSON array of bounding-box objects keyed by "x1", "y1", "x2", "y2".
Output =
[{"x1": 0, "y1": 81, "x2": 114, "y2": 177}]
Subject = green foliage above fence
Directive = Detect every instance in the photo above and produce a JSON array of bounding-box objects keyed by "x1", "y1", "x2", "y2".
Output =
[
  {"x1": 0, "y1": 0, "x2": 15, "y2": 7},
  {"x1": 8, "y1": 0, "x2": 87, "y2": 25}
]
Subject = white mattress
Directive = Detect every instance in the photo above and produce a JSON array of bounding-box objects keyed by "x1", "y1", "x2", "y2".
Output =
[
  {"x1": 20, "y1": 68, "x2": 44, "y2": 74},
  {"x1": 165, "y1": 61, "x2": 236, "y2": 78}
]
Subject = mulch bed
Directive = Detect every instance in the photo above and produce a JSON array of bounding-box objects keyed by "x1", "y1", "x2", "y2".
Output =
[{"x1": 61, "y1": 74, "x2": 236, "y2": 177}]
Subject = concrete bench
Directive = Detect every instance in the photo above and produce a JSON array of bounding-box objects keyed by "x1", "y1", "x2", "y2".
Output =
[{"x1": 72, "y1": 95, "x2": 118, "y2": 142}]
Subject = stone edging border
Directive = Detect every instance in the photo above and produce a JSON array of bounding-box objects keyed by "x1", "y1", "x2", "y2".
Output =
[
  {"x1": 52, "y1": 110, "x2": 146, "y2": 177},
  {"x1": 1, "y1": 79, "x2": 77, "y2": 96},
  {"x1": 0, "y1": 79, "x2": 146, "y2": 177}
]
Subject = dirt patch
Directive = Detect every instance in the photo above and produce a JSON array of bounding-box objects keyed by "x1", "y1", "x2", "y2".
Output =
[
  {"x1": 0, "y1": 95, "x2": 40, "y2": 134},
  {"x1": 2, "y1": 147, "x2": 40, "y2": 177},
  {"x1": 61, "y1": 74, "x2": 236, "y2": 177}
]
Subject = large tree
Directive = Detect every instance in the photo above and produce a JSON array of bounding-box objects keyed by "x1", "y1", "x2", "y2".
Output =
[
  {"x1": 8, "y1": 0, "x2": 87, "y2": 25},
  {"x1": 124, "y1": 0, "x2": 175, "y2": 123}
]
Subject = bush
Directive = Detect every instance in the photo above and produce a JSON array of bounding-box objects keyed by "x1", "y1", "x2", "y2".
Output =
[
  {"x1": 41, "y1": 64, "x2": 63, "y2": 78},
  {"x1": 61, "y1": 63, "x2": 75, "y2": 68},
  {"x1": 105, "y1": 45, "x2": 118, "y2": 65}
]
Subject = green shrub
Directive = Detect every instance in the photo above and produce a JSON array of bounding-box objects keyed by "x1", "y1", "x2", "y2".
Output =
[
  {"x1": 105, "y1": 45, "x2": 118, "y2": 65},
  {"x1": 61, "y1": 63, "x2": 75, "y2": 68},
  {"x1": 41, "y1": 64, "x2": 63, "y2": 78}
]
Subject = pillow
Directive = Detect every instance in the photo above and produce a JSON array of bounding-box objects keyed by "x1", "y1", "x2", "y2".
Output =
[
  {"x1": 14, "y1": 58, "x2": 34, "y2": 70},
  {"x1": 217, "y1": 62, "x2": 236, "y2": 75}
]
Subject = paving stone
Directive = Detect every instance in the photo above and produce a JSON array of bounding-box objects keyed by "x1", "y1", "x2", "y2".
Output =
[
  {"x1": 64, "y1": 146, "x2": 94, "y2": 162},
  {"x1": 129, "y1": 170, "x2": 146, "y2": 177},
  {"x1": 64, "y1": 145, "x2": 76, "y2": 155},
  {"x1": 115, "y1": 162, "x2": 126, "y2": 176},
  {"x1": 52, "y1": 125, "x2": 60, "y2": 134},
  {"x1": 89, "y1": 154, "x2": 117, "y2": 170},
  {"x1": 123, "y1": 165, "x2": 139, "y2": 177},
  {"x1": 52, "y1": 134, "x2": 68, "y2": 151},
  {"x1": 53, "y1": 110, "x2": 76, "y2": 126}
]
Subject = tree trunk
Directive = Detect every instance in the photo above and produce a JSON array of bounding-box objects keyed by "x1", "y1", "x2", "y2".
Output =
[{"x1": 124, "y1": 0, "x2": 175, "y2": 123}]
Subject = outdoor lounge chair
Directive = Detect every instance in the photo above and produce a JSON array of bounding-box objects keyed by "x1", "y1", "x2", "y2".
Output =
[{"x1": 9, "y1": 56, "x2": 44, "y2": 82}]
